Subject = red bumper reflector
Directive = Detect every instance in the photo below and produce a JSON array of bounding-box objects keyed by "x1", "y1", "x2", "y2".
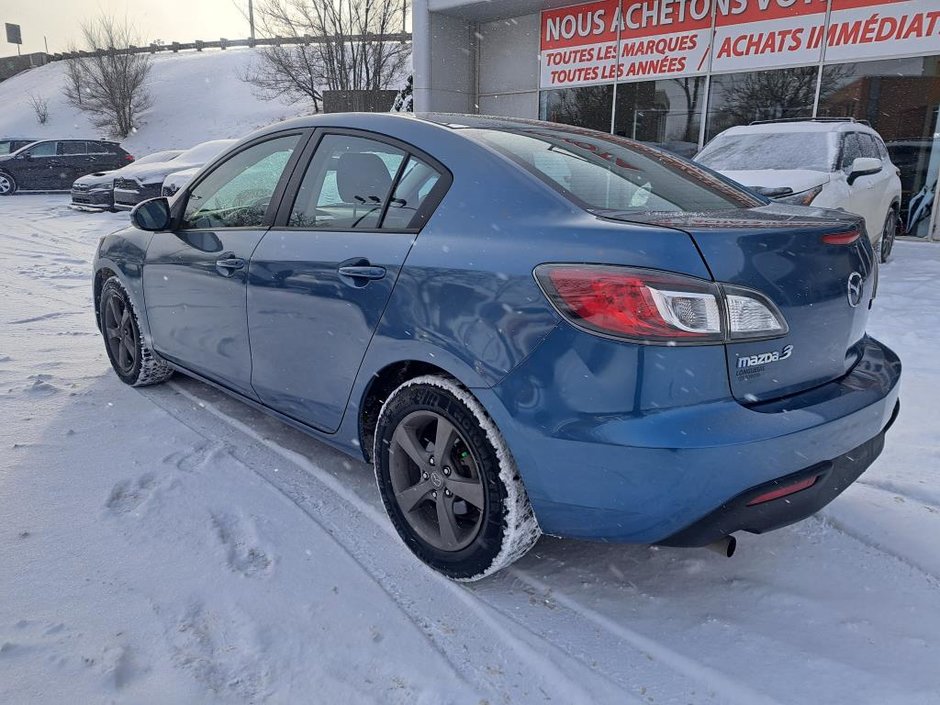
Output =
[
  {"x1": 821, "y1": 230, "x2": 860, "y2": 245},
  {"x1": 746, "y1": 475, "x2": 818, "y2": 506}
]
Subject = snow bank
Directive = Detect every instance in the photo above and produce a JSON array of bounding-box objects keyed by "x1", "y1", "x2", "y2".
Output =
[{"x1": 0, "y1": 50, "x2": 313, "y2": 155}]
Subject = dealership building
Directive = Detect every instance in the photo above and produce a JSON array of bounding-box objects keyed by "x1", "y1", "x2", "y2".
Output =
[{"x1": 412, "y1": 0, "x2": 939, "y2": 239}]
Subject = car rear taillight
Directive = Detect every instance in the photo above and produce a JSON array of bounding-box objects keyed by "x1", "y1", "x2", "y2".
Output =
[
  {"x1": 821, "y1": 228, "x2": 860, "y2": 245},
  {"x1": 124, "y1": 154, "x2": 135, "y2": 162},
  {"x1": 535, "y1": 264, "x2": 788, "y2": 344}
]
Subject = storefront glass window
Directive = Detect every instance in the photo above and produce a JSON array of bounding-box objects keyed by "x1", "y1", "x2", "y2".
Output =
[
  {"x1": 613, "y1": 77, "x2": 704, "y2": 159},
  {"x1": 703, "y1": 66, "x2": 818, "y2": 142},
  {"x1": 539, "y1": 85, "x2": 612, "y2": 133},
  {"x1": 819, "y1": 57, "x2": 940, "y2": 237}
]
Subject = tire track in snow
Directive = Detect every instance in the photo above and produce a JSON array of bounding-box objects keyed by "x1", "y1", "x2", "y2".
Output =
[
  {"x1": 507, "y1": 569, "x2": 786, "y2": 705},
  {"x1": 154, "y1": 381, "x2": 618, "y2": 704},
  {"x1": 160, "y1": 380, "x2": 783, "y2": 705}
]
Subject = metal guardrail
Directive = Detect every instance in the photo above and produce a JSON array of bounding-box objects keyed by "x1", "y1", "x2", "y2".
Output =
[{"x1": 46, "y1": 33, "x2": 412, "y2": 61}]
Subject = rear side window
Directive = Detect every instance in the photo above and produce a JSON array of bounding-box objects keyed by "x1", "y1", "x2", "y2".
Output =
[
  {"x1": 183, "y1": 134, "x2": 300, "y2": 229},
  {"x1": 27, "y1": 141, "x2": 56, "y2": 157},
  {"x1": 470, "y1": 128, "x2": 758, "y2": 214},
  {"x1": 381, "y1": 156, "x2": 443, "y2": 230},
  {"x1": 89, "y1": 142, "x2": 117, "y2": 155},
  {"x1": 58, "y1": 141, "x2": 86, "y2": 156},
  {"x1": 289, "y1": 134, "x2": 406, "y2": 229}
]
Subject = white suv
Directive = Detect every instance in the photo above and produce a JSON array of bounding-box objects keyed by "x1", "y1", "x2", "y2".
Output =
[{"x1": 696, "y1": 119, "x2": 902, "y2": 262}]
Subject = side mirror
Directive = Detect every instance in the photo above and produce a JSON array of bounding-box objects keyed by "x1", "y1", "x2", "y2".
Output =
[
  {"x1": 20, "y1": 152, "x2": 31, "y2": 160},
  {"x1": 131, "y1": 197, "x2": 172, "y2": 231},
  {"x1": 847, "y1": 157, "x2": 882, "y2": 185}
]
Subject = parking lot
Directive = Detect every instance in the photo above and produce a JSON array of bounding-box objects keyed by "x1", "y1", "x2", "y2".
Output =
[{"x1": 2, "y1": 193, "x2": 940, "y2": 704}]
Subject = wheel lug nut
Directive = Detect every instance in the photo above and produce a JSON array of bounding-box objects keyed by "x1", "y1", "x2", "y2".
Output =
[
  {"x1": 431, "y1": 491, "x2": 437, "y2": 499},
  {"x1": 443, "y1": 467, "x2": 451, "y2": 476},
  {"x1": 422, "y1": 472, "x2": 429, "y2": 480},
  {"x1": 428, "y1": 457, "x2": 435, "y2": 466},
  {"x1": 444, "y1": 489, "x2": 452, "y2": 497}
]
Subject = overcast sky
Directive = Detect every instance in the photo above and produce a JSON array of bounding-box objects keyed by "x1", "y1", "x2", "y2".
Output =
[{"x1": 1, "y1": 0, "x2": 250, "y2": 56}]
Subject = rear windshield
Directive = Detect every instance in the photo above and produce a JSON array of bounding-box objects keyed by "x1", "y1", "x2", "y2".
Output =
[
  {"x1": 466, "y1": 127, "x2": 758, "y2": 215},
  {"x1": 696, "y1": 132, "x2": 836, "y2": 172}
]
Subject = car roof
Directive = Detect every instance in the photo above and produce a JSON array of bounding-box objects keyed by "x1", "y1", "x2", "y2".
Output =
[{"x1": 717, "y1": 121, "x2": 880, "y2": 137}]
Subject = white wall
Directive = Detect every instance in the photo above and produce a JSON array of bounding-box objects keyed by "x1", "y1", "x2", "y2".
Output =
[{"x1": 477, "y1": 14, "x2": 540, "y2": 118}]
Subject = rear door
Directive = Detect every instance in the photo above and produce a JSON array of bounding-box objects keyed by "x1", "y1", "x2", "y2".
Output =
[
  {"x1": 57, "y1": 140, "x2": 88, "y2": 186},
  {"x1": 248, "y1": 130, "x2": 449, "y2": 432},
  {"x1": 143, "y1": 132, "x2": 305, "y2": 397}
]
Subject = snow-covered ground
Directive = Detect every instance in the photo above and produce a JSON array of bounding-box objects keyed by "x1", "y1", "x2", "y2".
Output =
[
  {"x1": 1, "y1": 195, "x2": 939, "y2": 705},
  {"x1": 0, "y1": 50, "x2": 314, "y2": 155}
]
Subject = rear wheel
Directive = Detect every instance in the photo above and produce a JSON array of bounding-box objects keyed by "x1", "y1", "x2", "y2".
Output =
[
  {"x1": 0, "y1": 172, "x2": 16, "y2": 195},
  {"x1": 374, "y1": 375, "x2": 540, "y2": 581},
  {"x1": 99, "y1": 277, "x2": 173, "y2": 387},
  {"x1": 879, "y1": 209, "x2": 897, "y2": 263}
]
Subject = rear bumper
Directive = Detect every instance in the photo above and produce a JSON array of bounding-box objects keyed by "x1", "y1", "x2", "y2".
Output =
[
  {"x1": 482, "y1": 333, "x2": 901, "y2": 543},
  {"x1": 661, "y1": 400, "x2": 898, "y2": 546}
]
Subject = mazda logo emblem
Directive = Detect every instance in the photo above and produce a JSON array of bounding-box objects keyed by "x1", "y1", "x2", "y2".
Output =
[{"x1": 847, "y1": 272, "x2": 864, "y2": 308}]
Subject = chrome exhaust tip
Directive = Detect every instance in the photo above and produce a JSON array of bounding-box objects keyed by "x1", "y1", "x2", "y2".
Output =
[{"x1": 706, "y1": 535, "x2": 736, "y2": 558}]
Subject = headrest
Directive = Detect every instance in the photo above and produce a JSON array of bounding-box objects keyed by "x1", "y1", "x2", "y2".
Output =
[{"x1": 336, "y1": 152, "x2": 392, "y2": 204}]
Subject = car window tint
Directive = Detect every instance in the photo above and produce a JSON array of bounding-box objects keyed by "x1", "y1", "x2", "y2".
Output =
[
  {"x1": 89, "y1": 142, "x2": 114, "y2": 154},
  {"x1": 841, "y1": 134, "x2": 862, "y2": 170},
  {"x1": 28, "y1": 142, "x2": 56, "y2": 157},
  {"x1": 58, "y1": 141, "x2": 86, "y2": 156},
  {"x1": 0, "y1": 141, "x2": 13, "y2": 155},
  {"x1": 290, "y1": 134, "x2": 405, "y2": 229},
  {"x1": 182, "y1": 135, "x2": 300, "y2": 229},
  {"x1": 381, "y1": 156, "x2": 442, "y2": 230},
  {"x1": 470, "y1": 128, "x2": 757, "y2": 213}
]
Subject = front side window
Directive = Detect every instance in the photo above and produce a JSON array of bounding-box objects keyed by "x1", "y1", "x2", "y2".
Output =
[
  {"x1": 289, "y1": 134, "x2": 406, "y2": 229},
  {"x1": 468, "y1": 127, "x2": 759, "y2": 214},
  {"x1": 182, "y1": 134, "x2": 300, "y2": 229},
  {"x1": 841, "y1": 133, "x2": 862, "y2": 171},
  {"x1": 27, "y1": 142, "x2": 56, "y2": 157},
  {"x1": 58, "y1": 141, "x2": 86, "y2": 156}
]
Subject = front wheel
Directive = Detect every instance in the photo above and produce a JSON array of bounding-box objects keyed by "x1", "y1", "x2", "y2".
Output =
[
  {"x1": 0, "y1": 172, "x2": 17, "y2": 195},
  {"x1": 880, "y1": 209, "x2": 898, "y2": 263},
  {"x1": 99, "y1": 276, "x2": 173, "y2": 387},
  {"x1": 374, "y1": 375, "x2": 540, "y2": 581}
]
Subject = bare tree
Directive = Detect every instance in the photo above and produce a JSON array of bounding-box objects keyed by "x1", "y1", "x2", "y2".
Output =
[
  {"x1": 28, "y1": 94, "x2": 49, "y2": 124},
  {"x1": 241, "y1": 0, "x2": 411, "y2": 111},
  {"x1": 63, "y1": 16, "x2": 152, "y2": 138}
]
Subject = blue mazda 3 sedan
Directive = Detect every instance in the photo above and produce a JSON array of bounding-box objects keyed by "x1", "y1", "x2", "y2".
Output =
[{"x1": 94, "y1": 113, "x2": 901, "y2": 580}]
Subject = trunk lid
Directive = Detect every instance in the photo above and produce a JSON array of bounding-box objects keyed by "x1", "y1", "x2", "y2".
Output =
[{"x1": 608, "y1": 204, "x2": 876, "y2": 403}]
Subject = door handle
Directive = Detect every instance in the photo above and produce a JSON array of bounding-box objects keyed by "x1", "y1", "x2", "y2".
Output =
[
  {"x1": 338, "y1": 265, "x2": 386, "y2": 281},
  {"x1": 215, "y1": 256, "x2": 246, "y2": 275}
]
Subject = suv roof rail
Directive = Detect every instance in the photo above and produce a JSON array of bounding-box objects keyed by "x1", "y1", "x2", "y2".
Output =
[{"x1": 748, "y1": 117, "x2": 871, "y2": 127}]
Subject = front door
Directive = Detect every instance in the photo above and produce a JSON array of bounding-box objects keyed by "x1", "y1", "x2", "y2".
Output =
[
  {"x1": 17, "y1": 141, "x2": 58, "y2": 189},
  {"x1": 142, "y1": 132, "x2": 305, "y2": 397},
  {"x1": 248, "y1": 132, "x2": 446, "y2": 432}
]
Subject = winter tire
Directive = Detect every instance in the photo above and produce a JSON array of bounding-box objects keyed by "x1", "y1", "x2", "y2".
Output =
[
  {"x1": 374, "y1": 375, "x2": 541, "y2": 581},
  {"x1": 880, "y1": 209, "x2": 897, "y2": 263},
  {"x1": 0, "y1": 172, "x2": 16, "y2": 195},
  {"x1": 99, "y1": 276, "x2": 173, "y2": 387}
]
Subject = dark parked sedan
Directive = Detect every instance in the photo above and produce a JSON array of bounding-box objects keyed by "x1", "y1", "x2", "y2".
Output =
[
  {"x1": 0, "y1": 139, "x2": 133, "y2": 194},
  {"x1": 93, "y1": 113, "x2": 900, "y2": 580},
  {"x1": 112, "y1": 139, "x2": 235, "y2": 209},
  {"x1": 71, "y1": 149, "x2": 184, "y2": 210}
]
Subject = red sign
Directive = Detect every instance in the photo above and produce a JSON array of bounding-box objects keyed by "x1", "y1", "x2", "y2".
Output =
[{"x1": 539, "y1": 0, "x2": 940, "y2": 89}]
